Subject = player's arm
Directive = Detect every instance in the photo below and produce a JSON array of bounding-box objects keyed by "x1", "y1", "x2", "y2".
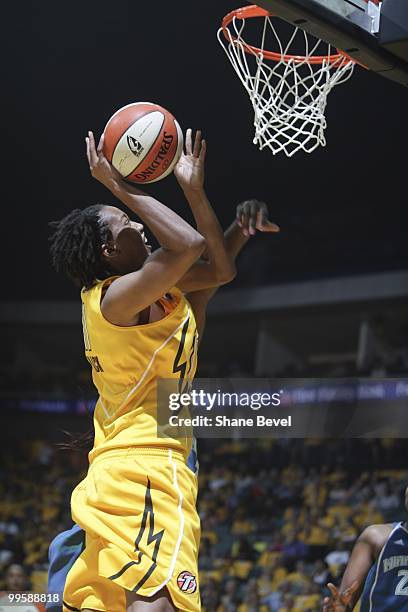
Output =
[
  {"x1": 86, "y1": 132, "x2": 205, "y2": 320},
  {"x1": 322, "y1": 525, "x2": 390, "y2": 611},
  {"x1": 174, "y1": 129, "x2": 236, "y2": 292},
  {"x1": 187, "y1": 200, "x2": 280, "y2": 340}
]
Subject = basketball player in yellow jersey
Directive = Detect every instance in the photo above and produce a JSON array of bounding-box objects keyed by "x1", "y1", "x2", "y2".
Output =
[
  {"x1": 49, "y1": 129, "x2": 279, "y2": 612},
  {"x1": 49, "y1": 127, "x2": 234, "y2": 612}
]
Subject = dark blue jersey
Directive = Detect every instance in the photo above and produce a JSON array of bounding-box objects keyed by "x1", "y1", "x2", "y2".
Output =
[
  {"x1": 46, "y1": 523, "x2": 85, "y2": 611},
  {"x1": 360, "y1": 522, "x2": 408, "y2": 611}
]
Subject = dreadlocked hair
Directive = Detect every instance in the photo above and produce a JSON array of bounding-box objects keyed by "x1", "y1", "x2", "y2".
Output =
[{"x1": 49, "y1": 204, "x2": 112, "y2": 288}]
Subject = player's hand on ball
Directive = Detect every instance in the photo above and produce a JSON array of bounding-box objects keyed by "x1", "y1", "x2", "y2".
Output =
[
  {"x1": 236, "y1": 199, "x2": 280, "y2": 236},
  {"x1": 85, "y1": 131, "x2": 122, "y2": 189},
  {"x1": 322, "y1": 581, "x2": 359, "y2": 611},
  {"x1": 174, "y1": 128, "x2": 206, "y2": 192}
]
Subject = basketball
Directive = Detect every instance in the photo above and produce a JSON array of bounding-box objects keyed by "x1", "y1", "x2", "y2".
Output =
[{"x1": 103, "y1": 102, "x2": 183, "y2": 184}]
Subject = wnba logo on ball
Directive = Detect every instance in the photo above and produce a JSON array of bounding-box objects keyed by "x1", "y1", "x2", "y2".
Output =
[
  {"x1": 177, "y1": 570, "x2": 197, "y2": 593},
  {"x1": 127, "y1": 135, "x2": 144, "y2": 157}
]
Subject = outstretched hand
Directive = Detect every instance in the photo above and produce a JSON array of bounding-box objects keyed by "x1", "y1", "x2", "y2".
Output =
[
  {"x1": 236, "y1": 199, "x2": 280, "y2": 236},
  {"x1": 174, "y1": 128, "x2": 206, "y2": 193},
  {"x1": 322, "y1": 581, "x2": 359, "y2": 611},
  {"x1": 85, "y1": 131, "x2": 122, "y2": 189}
]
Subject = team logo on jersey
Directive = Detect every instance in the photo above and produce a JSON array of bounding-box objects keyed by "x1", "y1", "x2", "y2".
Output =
[
  {"x1": 127, "y1": 135, "x2": 144, "y2": 156},
  {"x1": 177, "y1": 571, "x2": 197, "y2": 594}
]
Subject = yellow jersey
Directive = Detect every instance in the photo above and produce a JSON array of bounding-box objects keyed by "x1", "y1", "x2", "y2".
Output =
[{"x1": 81, "y1": 276, "x2": 198, "y2": 463}]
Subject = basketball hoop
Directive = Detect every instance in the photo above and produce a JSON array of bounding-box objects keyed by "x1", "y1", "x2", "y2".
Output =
[{"x1": 217, "y1": 4, "x2": 362, "y2": 157}]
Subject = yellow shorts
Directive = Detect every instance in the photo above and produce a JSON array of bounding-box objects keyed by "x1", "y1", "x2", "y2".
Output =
[{"x1": 63, "y1": 448, "x2": 200, "y2": 612}]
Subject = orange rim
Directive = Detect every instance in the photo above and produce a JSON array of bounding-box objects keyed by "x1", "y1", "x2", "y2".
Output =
[{"x1": 220, "y1": 3, "x2": 376, "y2": 66}]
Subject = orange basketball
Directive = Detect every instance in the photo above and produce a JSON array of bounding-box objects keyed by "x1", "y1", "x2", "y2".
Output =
[{"x1": 103, "y1": 102, "x2": 183, "y2": 184}]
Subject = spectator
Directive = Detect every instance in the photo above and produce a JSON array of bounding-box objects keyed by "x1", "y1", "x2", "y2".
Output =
[
  {"x1": 219, "y1": 578, "x2": 240, "y2": 611},
  {"x1": 2, "y1": 563, "x2": 30, "y2": 591},
  {"x1": 312, "y1": 559, "x2": 334, "y2": 587},
  {"x1": 325, "y1": 540, "x2": 350, "y2": 571},
  {"x1": 282, "y1": 532, "x2": 308, "y2": 567}
]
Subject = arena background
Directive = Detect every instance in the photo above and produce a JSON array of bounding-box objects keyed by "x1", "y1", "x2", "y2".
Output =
[{"x1": 1, "y1": 0, "x2": 408, "y2": 610}]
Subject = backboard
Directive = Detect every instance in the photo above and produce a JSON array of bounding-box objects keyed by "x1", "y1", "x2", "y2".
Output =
[
  {"x1": 251, "y1": 0, "x2": 408, "y2": 85},
  {"x1": 302, "y1": 0, "x2": 381, "y2": 34}
]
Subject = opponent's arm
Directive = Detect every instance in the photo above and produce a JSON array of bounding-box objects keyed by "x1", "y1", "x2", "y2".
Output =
[
  {"x1": 175, "y1": 129, "x2": 236, "y2": 292},
  {"x1": 187, "y1": 200, "x2": 280, "y2": 340},
  {"x1": 86, "y1": 132, "x2": 205, "y2": 320},
  {"x1": 322, "y1": 525, "x2": 390, "y2": 611}
]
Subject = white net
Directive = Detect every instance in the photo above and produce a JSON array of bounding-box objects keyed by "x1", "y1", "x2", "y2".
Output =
[{"x1": 217, "y1": 11, "x2": 355, "y2": 157}]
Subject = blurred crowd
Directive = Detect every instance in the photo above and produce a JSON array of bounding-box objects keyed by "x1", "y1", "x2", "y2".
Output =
[
  {"x1": 0, "y1": 437, "x2": 407, "y2": 611},
  {"x1": 2, "y1": 355, "x2": 407, "y2": 399},
  {"x1": 197, "y1": 438, "x2": 407, "y2": 611}
]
